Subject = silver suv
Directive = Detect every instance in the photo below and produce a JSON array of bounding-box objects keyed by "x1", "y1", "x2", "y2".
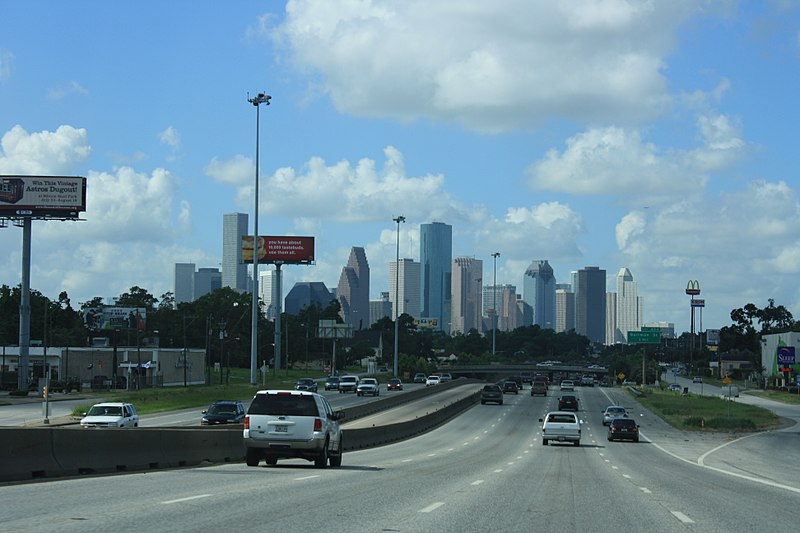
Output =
[{"x1": 243, "y1": 390, "x2": 345, "y2": 468}]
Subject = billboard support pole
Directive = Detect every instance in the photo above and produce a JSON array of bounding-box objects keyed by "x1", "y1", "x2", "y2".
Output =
[
  {"x1": 274, "y1": 264, "x2": 282, "y2": 374},
  {"x1": 18, "y1": 217, "x2": 32, "y2": 390}
]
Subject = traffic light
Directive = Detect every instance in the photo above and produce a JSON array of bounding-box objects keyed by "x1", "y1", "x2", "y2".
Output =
[{"x1": 43, "y1": 385, "x2": 48, "y2": 399}]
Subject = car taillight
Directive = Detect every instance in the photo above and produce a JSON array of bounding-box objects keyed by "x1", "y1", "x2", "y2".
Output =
[
  {"x1": 244, "y1": 416, "x2": 250, "y2": 429},
  {"x1": 314, "y1": 418, "x2": 322, "y2": 431}
]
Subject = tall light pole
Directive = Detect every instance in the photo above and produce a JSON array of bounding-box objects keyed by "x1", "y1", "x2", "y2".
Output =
[
  {"x1": 491, "y1": 252, "x2": 500, "y2": 356},
  {"x1": 392, "y1": 215, "x2": 405, "y2": 378},
  {"x1": 248, "y1": 91, "x2": 271, "y2": 386}
]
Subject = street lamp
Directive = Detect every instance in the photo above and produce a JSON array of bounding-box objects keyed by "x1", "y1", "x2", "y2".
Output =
[
  {"x1": 491, "y1": 252, "x2": 500, "y2": 356},
  {"x1": 248, "y1": 91, "x2": 271, "y2": 386},
  {"x1": 392, "y1": 215, "x2": 405, "y2": 378}
]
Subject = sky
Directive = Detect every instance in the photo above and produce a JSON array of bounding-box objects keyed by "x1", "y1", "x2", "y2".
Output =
[{"x1": 1, "y1": 0, "x2": 799, "y2": 334}]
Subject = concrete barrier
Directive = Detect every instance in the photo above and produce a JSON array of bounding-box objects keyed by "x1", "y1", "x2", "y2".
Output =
[{"x1": 0, "y1": 428, "x2": 62, "y2": 482}]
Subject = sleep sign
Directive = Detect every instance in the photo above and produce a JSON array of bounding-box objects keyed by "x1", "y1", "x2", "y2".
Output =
[{"x1": 777, "y1": 346, "x2": 795, "y2": 365}]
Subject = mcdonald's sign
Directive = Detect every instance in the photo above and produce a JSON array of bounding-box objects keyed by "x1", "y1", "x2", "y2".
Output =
[{"x1": 685, "y1": 280, "x2": 700, "y2": 296}]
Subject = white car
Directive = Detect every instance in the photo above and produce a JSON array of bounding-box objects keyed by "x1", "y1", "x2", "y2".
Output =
[
  {"x1": 80, "y1": 402, "x2": 139, "y2": 428},
  {"x1": 559, "y1": 380, "x2": 575, "y2": 391},
  {"x1": 602, "y1": 405, "x2": 628, "y2": 426},
  {"x1": 425, "y1": 375, "x2": 441, "y2": 386},
  {"x1": 356, "y1": 377, "x2": 380, "y2": 396},
  {"x1": 540, "y1": 411, "x2": 582, "y2": 446},
  {"x1": 439, "y1": 373, "x2": 453, "y2": 383}
]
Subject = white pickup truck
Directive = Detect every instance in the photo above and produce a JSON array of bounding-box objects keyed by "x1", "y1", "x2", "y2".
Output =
[{"x1": 540, "y1": 411, "x2": 581, "y2": 446}]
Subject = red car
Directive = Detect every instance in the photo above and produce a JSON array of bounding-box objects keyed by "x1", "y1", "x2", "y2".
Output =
[{"x1": 387, "y1": 378, "x2": 403, "y2": 391}]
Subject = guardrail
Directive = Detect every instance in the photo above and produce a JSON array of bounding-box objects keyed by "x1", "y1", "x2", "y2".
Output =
[{"x1": 0, "y1": 379, "x2": 482, "y2": 483}]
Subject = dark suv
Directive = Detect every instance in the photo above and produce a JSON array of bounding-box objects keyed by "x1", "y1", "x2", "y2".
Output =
[
  {"x1": 607, "y1": 418, "x2": 639, "y2": 442},
  {"x1": 502, "y1": 380, "x2": 519, "y2": 394},
  {"x1": 202, "y1": 400, "x2": 246, "y2": 425},
  {"x1": 558, "y1": 394, "x2": 579, "y2": 411}
]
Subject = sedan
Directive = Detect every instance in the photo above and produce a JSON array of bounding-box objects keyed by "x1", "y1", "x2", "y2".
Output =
[
  {"x1": 502, "y1": 380, "x2": 519, "y2": 394},
  {"x1": 480, "y1": 384, "x2": 503, "y2": 405},
  {"x1": 601, "y1": 405, "x2": 627, "y2": 426},
  {"x1": 607, "y1": 418, "x2": 640, "y2": 442},
  {"x1": 356, "y1": 377, "x2": 380, "y2": 396},
  {"x1": 558, "y1": 394, "x2": 579, "y2": 411},
  {"x1": 560, "y1": 380, "x2": 575, "y2": 391},
  {"x1": 425, "y1": 375, "x2": 441, "y2": 387},
  {"x1": 667, "y1": 383, "x2": 682, "y2": 392},
  {"x1": 202, "y1": 400, "x2": 245, "y2": 425},
  {"x1": 294, "y1": 378, "x2": 318, "y2": 393},
  {"x1": 387, "y1": 378, "x2": 403, "y2": 391}
]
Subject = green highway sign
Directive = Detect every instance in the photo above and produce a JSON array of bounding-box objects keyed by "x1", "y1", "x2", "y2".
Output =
[{"x1": 627, "y1": 330, "x2": 661, "y2": 344}]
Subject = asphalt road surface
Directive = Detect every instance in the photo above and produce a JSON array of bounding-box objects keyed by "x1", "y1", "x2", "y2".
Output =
[{"x1": 2, "y1": 385, "x2": 798, "y2": 532}]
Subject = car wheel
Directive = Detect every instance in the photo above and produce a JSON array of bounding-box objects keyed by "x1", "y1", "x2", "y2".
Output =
[
  {"x1": 315, "y1": 439, "x2": 329, "y2": 468},
  {"x1": 607, "y1": 435, "x2": 612, "y2": 441},
  {"x1": 245, "y1": 448, "x2": 260, "y2": 467},
  {"x1": 633, "y1": 437, "x2": 639, "y2": 443},
  {"x1": 499, "y1": 401, "x2": 503, "y2": 405},
  {"x1": 481, "y1": 400, "x2": 485, "y2": 404},
  {"x1": 573, "y1": 440, "x2": 580, "y2": 447},
  {"x1": 542, "y1": 438, "x2": 548, "y2": 446},
  {"x1": 264, "y1": 457, "x2": 278, "y2": 466},
  {"x1": 329, "y1": 437, "x2": 343, "y2": 467}
]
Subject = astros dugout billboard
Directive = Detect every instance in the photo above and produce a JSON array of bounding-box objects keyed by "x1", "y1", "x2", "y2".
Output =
[{"x1": 0, "y1": 175, "x2": 87, "y2": 219}]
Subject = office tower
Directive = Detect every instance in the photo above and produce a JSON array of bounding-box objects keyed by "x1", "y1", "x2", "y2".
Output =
[
  {"x1": 483, "y1": 283, "x2": 520, "y2": 332},
  {"x1": 451, "y1": 257, "x2": 483, "y2": 335},
  {"x1": 284, "y1": 282, "x2": 334, "y2": 315},
  {"x1": 370, "y1": 292, "x2": 393, "y2": 327},
  {"x1": 389, "y1": 258, "x2": 421, "y2": 320},
  {"x1": 222, "y1": 212, "x2": 249, "y2": 292},
  {"x1": 606, "y1": 292, "x2": 617, "y2": 346},
  {"x1": 195, "y1": 267, "x2": 221, "y2": 300},
  {"x1": 517, "y1": 295, "x2": 532, "y2": 328},
  {"x1": 174, "y1": 263, "x2": 195, "y2": 305},
  {"x1": 260, "y1": 269, "x2": 279, "y2": 320},
  {"x1": 419, "y1": 222, "x2": 452, "y2": 331},
  {"x1": 337, "y1": 247, "x2": 370, "y2": 330},
  {"x1": 523, "y1": 260, "x2": 556, "y2": 329},
  {"x1": 575, "y1": 266, "x2": 606, "y2": 343},
  {"x1": 615, "y1": 267, "x2": 644, "y2": 344},
  {"x1": 555, "y1": 284, "x2": 575, "y2": 333}
]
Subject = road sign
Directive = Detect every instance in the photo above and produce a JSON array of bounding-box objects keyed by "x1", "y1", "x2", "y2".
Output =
[
  {"x1": 777, "y1": 346, "x2": 795, "y2": 365},
  {"x1": 627, "y1": 330, "x2": 661, "y2": 344},
  {"x1": 722, "y1": 377, "x2": 732, "y2": 385},
  {"x1": 641, "y1": 326, "x2": 661, "y2": 332},
  {"x1": 691, "y1": 299, "x2": 705, "y2": 307}
]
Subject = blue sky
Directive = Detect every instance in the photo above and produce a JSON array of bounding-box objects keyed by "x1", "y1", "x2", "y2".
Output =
[{"x1": 1, "y1": 1, "x2": 799, "y2": 333}]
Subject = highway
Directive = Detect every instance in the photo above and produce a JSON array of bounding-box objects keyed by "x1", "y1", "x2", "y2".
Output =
[{"x1": 1, "y1": 384, "x2": 798, "y2": 532}]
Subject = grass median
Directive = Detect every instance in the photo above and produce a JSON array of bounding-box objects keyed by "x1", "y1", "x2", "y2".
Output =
[{"x1": 630, "y1": 387, "x2": 780, "y2": 432}]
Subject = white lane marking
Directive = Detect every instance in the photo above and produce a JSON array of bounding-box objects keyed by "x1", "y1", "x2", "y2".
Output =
[
  {"x1": 640, "y1": 487, "x2": 652, "y2": 494},
  {"x1": 697, "y1": 432, "x2": 761, "y2": 466},
  {"x1": 463, "y1": 442, "x2": 470, "y2": 446},
  {"x1": 471, "y1": 480, "x2": 484, "y2": 486},
  {"x1": 516, "y1": 456, "x2": 523, "y2": 460},
  {"x1": 474, "y1": 436, "x2": 480, "y2": 440},
  {"x1": 671, "y1": 511, "x2": 694, "y2": 524},
  {"x1": 622, "y1": 474, "x2": 632, "y2": 479},
  {"x1": 447, "y1": 448, "x2": 455, "y2": 452},
  {"x1": 419, "y1": 502, "x2": 445, "y2": 513},
  {"x1": 294, "y1": 475, "x2": 321, "y2": 481},
  {"x1": 161, "y1": 494, "x2": 211, "y2": 505},
  {"x1": 402, "y1": 459, "x2": 413, "y2": 462},
  {"x1": 428, "y1": 454, "x2": 437, "y2": 457},
  {"x1": 494, "y1": 469, "x2": 503, "y2": 473},
  {"x1": 611, "y1": 466, "x2": 618, "y2": 470},
  {"x1": 507, "y1": 462, "x2": 515, "y2": 466}
]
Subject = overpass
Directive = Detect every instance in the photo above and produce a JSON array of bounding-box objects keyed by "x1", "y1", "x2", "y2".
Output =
[{"x1": 441, "y1": 364, "x2": 611, "y2": 382}]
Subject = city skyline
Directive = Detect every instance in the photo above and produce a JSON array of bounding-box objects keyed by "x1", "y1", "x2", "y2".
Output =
[{"x1": 3, "y1": 2, "x2": 798, "y2": 333}]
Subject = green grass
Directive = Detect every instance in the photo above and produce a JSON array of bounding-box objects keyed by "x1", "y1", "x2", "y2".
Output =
[
  {"x1": 69, "y1": 367, "x2": 345, "y2": 417},
  {"x1": 631, "y1": 388, "x2": 780, "y2": 432},
  {"x1": 745, "y1": 389, "x2": 800, "y2": 405}
]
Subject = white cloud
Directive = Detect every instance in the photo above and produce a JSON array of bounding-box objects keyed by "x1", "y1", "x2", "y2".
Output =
[
  {"x1": 0, "y1": 49, "x2": 12, "y2": 83},
  {"x1": 159, "y1": 126, "x2": 181, "y2": 149},
  {"x1": 0, "y1": 125, "x2": 91, "y2": 174},
  {"x1": 616, "y1": 211, "x2": 646, "y2": 249},
  {"x1": 270, "y1": 0, "x2": 699, "y2": 132},
  {"x1": 47, "y1": 80, "x2": 89, "y2": 101},
  {"x1": 205, "y1": 155, "x2": 253, "y2": 186}
]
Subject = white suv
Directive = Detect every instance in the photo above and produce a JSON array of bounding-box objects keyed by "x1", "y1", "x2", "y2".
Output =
[
  {"x1": 80, "y1": 402, "x2": 139, "y2": 428},
  {"x1": 243, "y1": 390, "x2": 345, "y2": 468}
]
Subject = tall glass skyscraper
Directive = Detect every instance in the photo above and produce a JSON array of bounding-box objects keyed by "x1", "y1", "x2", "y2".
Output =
[
  {"x1": 222, "y1": 212, "x2": 248, "y2": 292},
  {"x1": 523, "y1": 259, "x2": 556, "y2": 329},
  {"x1": 390, "y1": 258, "x2": 420, "y2": 319},
  {"x1": 451, "y1": 257, "x2": 483, "y2": 334},
  {"x1": 419, "y1": 222, "x2": 452, "y2": 331},
  {"x1": 614, "y1": 267, "x2": 643, "y2": 343},
  {"x1": 337, "y1": 247, "x2": 370, "y2": 330},
  {"x1": 576, "y1": 266, "x2": 606, "y2": 344}
]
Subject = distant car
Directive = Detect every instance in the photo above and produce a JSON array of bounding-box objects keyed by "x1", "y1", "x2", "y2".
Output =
[
  {"x1": 425, "y1": 375, "x2": 441, "y2": 387},
  {"x1": 439, "y1": 373, "x2": 453, "y2": 383},
  {"x1": 387, "y1": 378, "x2": 403, "y2": 391},
  {"x1": 338, "y1": 375, "x2": 359, "y2": 393},
  {"x1": 356, "y1": 377, "x2": 380, "y2": 397},
  {"x1": 325, "y1": 376, "x2": 340, "y2": 391},
  {"x1": 502, "y1": 380, "x2": 519, "y2": 394},
  {"x1": 558, "y1": 394, "x2": 579, "y2": 411},
  {"x1": 692, "y1": 376, "x2": 703, "y2": 383},
  {"x1": 294, "y1": 378, "x2": 318, "y2": 393},
  {"x1": 560, "y1": 380, "x2": 575, "y2": 391},
  {"x1": 521, "y1": 372, "x2": 533, "y2": 383},
  {"x1": 80, "y1": 402, "x2": 139, "y2": 428},
  {"x1": 481, "y1": 384, "x2": 503, "y2": 405},
  {"x1": 413, "y1": 373, "x2": 427, "y2": 383},
  {"x1": 602, "y1": 405, "x2": 627, "y2": 426},
  {"x1": 607, "y1": 418, "x2": 640, "y2": 442},
  {"x1": 202, "y1": 400, "x2": 246, "y2": 425},
  {"x1": 378, "y1": 366, "x2": 389, "y2": 373},
  {"x1": 508, "y1": 375, "x2": 523, "y2": 389},
  {"x1": 667, "y1": 383, "x2": 682, "y2": 392}
]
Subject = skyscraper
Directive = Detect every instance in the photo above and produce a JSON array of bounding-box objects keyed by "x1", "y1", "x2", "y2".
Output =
[
  {"x1": 369, "y1": 292, "x2": 393, "y2": 327},
  {"x1": 222, "y1": 212, "x2": 248, "y2": 292},
  {"x1": 614, "y1": 267, "x2": 643, "y2": 344},
  {"x1": 575, "y1": 266, "x2": 606, "y2": 344},
  {"x1": 260, "y1": 269, "x2": 278, "y2": 320},
  {"x1": 523, "y1": 260, "x2": 556, "y2": 329},
  {"x1": 555, "y1": 283, "x2": 575, "y2": 333},
  {"x1": 195, "y1": 267, "x2": 221, "y2": 299},
  {"x1": 174, "y1": 263, "x2": 195, "y2": 305},
  {"x1": 337, "y1": 247, "x2": 370, "y2": 330},
  {"x1": 451, "y1": 257, "x2": 483, "y2": 335},
  {"x1": 389, "y1": 258, "x2": 420, "y2": 320},
  {"x1": 419, "y1": 222, "x2": 452, "y2": 331}
]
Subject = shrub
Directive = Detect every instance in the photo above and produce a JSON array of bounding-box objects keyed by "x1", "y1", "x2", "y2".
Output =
[{"x1": 9, "y1": 389, "x2": 29, "y2": 397}]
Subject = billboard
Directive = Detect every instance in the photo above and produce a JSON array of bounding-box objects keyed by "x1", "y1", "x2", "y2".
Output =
[
  {"x1": 83, "y1": 306, "x2": 147, "y2": 330},
  {"x1": 242, "y1": 235, "x2": 315, "y2": 264},
  {"x1": 0, "y1": 175, "x2": 87, "y2": 219}
]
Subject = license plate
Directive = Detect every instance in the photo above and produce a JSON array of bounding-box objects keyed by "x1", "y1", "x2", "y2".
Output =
[{"x1": 274, "y1": 425, "x2": 288, "y2": 433}]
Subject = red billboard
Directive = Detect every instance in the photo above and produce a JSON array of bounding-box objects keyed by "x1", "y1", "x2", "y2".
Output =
[
  {"x1": 242, "y1": 235, "x2": 315, "y2": 264},
  {"x1": 0, "y1": 175, "x2": 87, "y2": 219}
]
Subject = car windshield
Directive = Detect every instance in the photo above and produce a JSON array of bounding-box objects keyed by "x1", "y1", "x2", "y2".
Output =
[
  {"x1": 87, "y1": 405, "x2": 122, "y2": 416},
  {"x1": 606, "y1": 407, "x2": 625, "y2": 415},
  {"x1": 297, "y1": 379, "x2": 314, "y2": 385},
  {"x1": 208, "y1": 404, "x2": 236, "y2": 415},
  {"x1": 361, "y1": 379, "x2": 377, "y2": 385}
]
